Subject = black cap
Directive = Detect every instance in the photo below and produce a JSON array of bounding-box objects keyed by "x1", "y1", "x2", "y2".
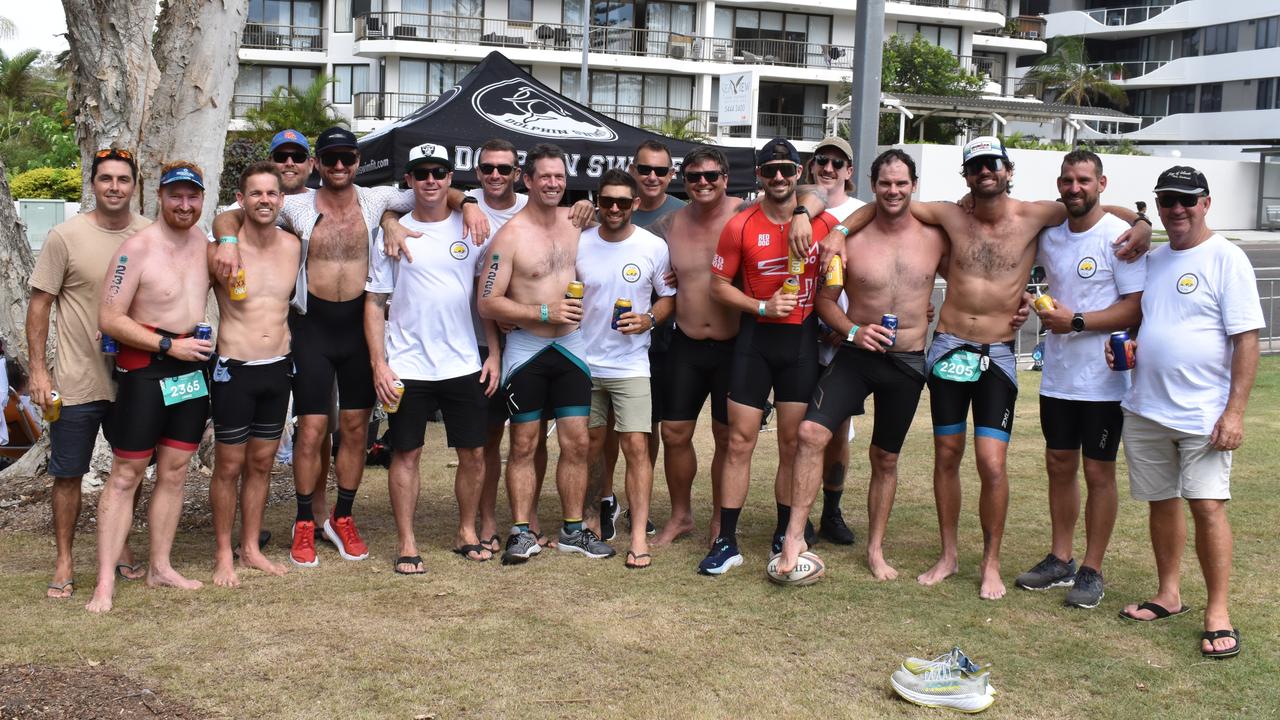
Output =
[
  {"x1": 315, "y1": 126, "x2": 359, "y2": 155},
  {"x1": 1153, "y1": 165, "x2": 1209, "y2": 196},
  {"x1": 756, "y1": 137, "x2": 800, "y2": 166}
]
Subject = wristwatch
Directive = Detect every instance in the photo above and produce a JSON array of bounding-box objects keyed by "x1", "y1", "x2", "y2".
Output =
[
  {"x1": 460, "y1": 195, "x2": 479, "y2": 206},
  {"x1": 158, "y1": 336, "x2": 172, "y2": 355},
  {"x1": 645, "y1": 312, "x2": 658, "y2": 330},
  {"x1": 793, "y1": 205, "x2": 811, "y2": 218},
  {"x1": 1071, "y1": 313, "x2": 1086, "y2": 333}
]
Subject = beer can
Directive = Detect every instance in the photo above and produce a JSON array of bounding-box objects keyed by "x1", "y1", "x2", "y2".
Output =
[
  {"x1": 781, "y1": 276, "x2": 800, "y2": 295},
  {"x1": 787, "y1": 246, "x2": 806, "y2": 276},
  {"x1": 1033, "y1": 292, "x2": 1055, "y2": 313},
  {"x1": 383, "y1": 380, "x2": 405, "y2": 414},
  {"x1": 45, "y1": 391, "x2": 62, "y2": 423},
  {"x1": 229, "y1": 269, "x2": 248, "y2": 301},
  {"x1": 565, "y1": 281, "x2": 584, "y2": 300},
  {"x1": 824, "y1": 255, "x2": 844, "y2": 288},
  {"x1": 101, "y1": 334, "x2": 118, "y2": 356},
  {"x1": 881, "y1": 313, "x2": 898, "y2": 347},
  {"x1": 611, "y1": 298, "x2": 632, "y2": 330},
  {"x1": 194, "y1": 323, "x2": 213, "y2": 342},
  {"x1": 1110, "y1": 331, "x2": 1134, "y2": 371}
]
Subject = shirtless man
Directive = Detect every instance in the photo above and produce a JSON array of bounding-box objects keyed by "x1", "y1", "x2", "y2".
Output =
[
  {"x1": 208, "y1": 162, "x2": 301, "y2": 587},
  {"x1": 86, "y1": 162, "x2": 214, "y2": 613},
  {"x1": 477, "y1": 143, "x2": 614, "y2": 564},
  {"x1": 777, "y1": 149, "x2": 944, "y2": 581},
  {"x1": 820, "y1": 136, "x2": 1148, "y2": 599}
]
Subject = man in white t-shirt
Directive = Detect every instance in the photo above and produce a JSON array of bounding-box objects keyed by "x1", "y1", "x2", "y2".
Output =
[
  {"x1": 364, "y1": 142, "x2": 500, "y2": 572},
  {"x1": 1113, "y1": 166, "x2": 1260, "y2": 660},
  {"x1": 578, "y1": 170, "x2": 676, "y2": 568},
  {"x1": 1016, "y1": 151, "x2": 1146, "y2": 609}
]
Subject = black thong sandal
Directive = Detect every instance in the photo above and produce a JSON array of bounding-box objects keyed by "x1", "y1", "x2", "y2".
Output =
[
  {"x1": 452, "y1": 544, "x2": 492, "y2": 562},
  {"x1": 481, "y1": 534, "x2": 501, "y2": 553},
  {"x1": 115, "y1": 563, "x2": 145, "y2": 581},
  {"x1": 1201, "y1": 628, "x2": 1241, "y2": 659},
  {"x1": 1118, "y1": 601, "x2": 1191, "y2": 622},
  {"x1": 393, "y1": 555, "x2": 426, "y2": 575},
  {"x1": 624, "y1": 551, "x2": 652, "y2": 570}
]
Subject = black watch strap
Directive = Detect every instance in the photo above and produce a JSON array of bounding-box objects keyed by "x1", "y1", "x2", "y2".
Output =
[
  {"x1": 158, "y1": 336, "x2": 172, "y2": 355},
  {"x1": 1071, "y1": 313, "x2": 1085, "y2": 332},
  {"x1": 460, "y1": 195, "x2": 479, "y2": 205}
]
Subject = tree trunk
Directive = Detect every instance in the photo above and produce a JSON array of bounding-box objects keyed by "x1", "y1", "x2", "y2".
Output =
[{"x1": 0, "y1": 157, "x2": 35, "y2": 361}]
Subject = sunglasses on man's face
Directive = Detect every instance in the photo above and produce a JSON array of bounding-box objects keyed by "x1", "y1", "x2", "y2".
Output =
[
  {"x1": 320, "y1": 152, "x2": 358, "y2": 167},
  {"x1": 478, "y1": 163, "x2": 515, "y2": 176},
  {"x1": 412, "y1": 166, "x2": 450, "y2": 181},
  {"x1": 812, "y1": 154, "x2": 847, "y2": 170},
  {"x1": 759, "y1": 162, "x2": 799, "y2": 179},
  {"x1": 684, "y1": 170, "x2": 724, "y2": 184},
  {"x1": 598, "y1": 196, "x2": 634, "y2": 211},
  {"x1": 1157, "y1": 193, "x2": 1201, "y2": 209},
  {"x1": 634, "y1": 164, "x2": 671, "y2": 177},
  {"x1": 272, "y1": 149, "x2": 309, "y2": 164},
  {"x1": 963, "y1": 157, "x2": 1005, "y2": 175}
]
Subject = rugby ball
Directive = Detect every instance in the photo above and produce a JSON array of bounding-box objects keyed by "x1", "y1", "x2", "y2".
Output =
[{"x1": 766, "y1": 551, "x2": 826, "y2": 586}]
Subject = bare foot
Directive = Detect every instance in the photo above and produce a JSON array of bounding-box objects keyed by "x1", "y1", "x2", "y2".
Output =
[
  {"x1": 238, "y1": 549, "x2": 288, "y2": 577},
  {"x1": 867, "y1": 549, "x2": 899, "y2": 581},
  {"x1": 212, "y1": 559, "x2": 240, "y2": 589},
  {"x1": 147, "y1": 566, "x2": 203, "y2": 591},
  {"x1": 774, "y1": 534, "x2": 805, "y2": 574},
  {"x1": 85, "y1": 587, "x2": 114, "y2": 614},
  {"x1": 978, "y1": 563, "x2": 1006, "y2": 600},
  {"x1": 917, "y1": 557, "x2": 958, "y2": 586},
  {"x1": 652, "y1": 516, "x2": 694, "y2": 547}
]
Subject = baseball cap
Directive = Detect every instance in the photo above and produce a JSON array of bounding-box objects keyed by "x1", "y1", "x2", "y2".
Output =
[
  {"x1": 270, "y1": 129, "x2": 310, "y2": 154},
  {"x1": 315, "y1": 126, "x2": 359, "y2": 155},
  {"x1": 405, "y1": 142, "x2": 453, "y2": 173},
  {"x1": 814, "y1": 136, "x2": 853, "y2": 160},
  {"x1": 1153, "y1": 165, "x2": 1210, "y2": 196},
  {"x1": 757, "y1": 137, "x2": 800, "y2": 166},
  {"x1": 961, "y1": 136, "x2": 1009, "y2": 164},
  {"x1": 159, "y1": 166, "x2": 204, "y2": 189}
]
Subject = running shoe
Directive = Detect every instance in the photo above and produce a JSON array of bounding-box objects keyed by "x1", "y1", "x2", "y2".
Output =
[
  {"x1": 289, "y1": 520, "x2": 319, "y2": 568},
  {"x1": 623, "y1": 508, "x2": 656, "y2": 536},
  {"x1": 323, "y1": 513, "x2": 369, "y2": 561},
  {"x1": 558, "y1": 527, "x2": 616, "y2": 559},
  {"x1": 600, "y1": 497, "x2": 621, "y2": 542},
  {"x1": 890, "y1": 665, "x2": 994, "y2": 713},
  {"x1": 819, "y1": 507, "x2": 856, "y2": 545},
  {"x1": 501, "y1": 530, "x2": 542, "y2": 565},
  {"x1": 1064, "y1": 566, "x2": 1105, "y2": 609},
  {"x1": 1014, "y1": 553, "x2": 1076, "y2": 591},
  {"x1": 901, "y1": 647, "x2": 986, "y2": 677},
  {"x1": 698, "y1": 537, "x2": 743, "y2": 576}
]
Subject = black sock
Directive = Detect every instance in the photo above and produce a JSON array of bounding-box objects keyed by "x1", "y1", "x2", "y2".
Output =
[
  {"x1": 718, "y1": 507, "x2": 742, "y2": 544},
  {"x1": 334, "y1": 486, "x2": 356, "y2": 518},
  {"x1": 823, "y1": 487, "x2": 843, "y2": 516},
  {"x1": 775, "y1": 503, "x2": 791, "y2": 538},
  {"x1": 295, "y1": 492, "x2": 314, "y2": 523}
]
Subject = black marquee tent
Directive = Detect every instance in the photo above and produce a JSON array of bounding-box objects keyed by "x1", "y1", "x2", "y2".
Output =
[{"x1": 356, "y1": 51, "x2": 757, "y2": 195}]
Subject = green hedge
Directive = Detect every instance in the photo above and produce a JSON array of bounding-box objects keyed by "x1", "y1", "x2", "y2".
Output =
[{"x1": 10, "y1": 167, "x2": 82, "y2": 201}]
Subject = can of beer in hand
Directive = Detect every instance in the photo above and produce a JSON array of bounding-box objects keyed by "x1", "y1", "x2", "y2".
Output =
[
  {"x1": 383, "y1": 379, "x2": 405, "y2": 413},
  {"x1": 611, "y1": 298, "x2": 632, "y2": 330},
  {"x1": 881, "y1": 313, "x2": 898, "y2": 347},
  {"x1": 787, "y1": 246, "x2": 806, "y2": 276},
  {"x1": 44, "y1": 391, "x2": 62, "y2": 423},
  {"x1": 229, "y1": 269, "x2": 248, "y2": 301},
  {"x1": 1032, "y1": 291, "x2": 1056, "y2": 313},
  {"x1": 565, "y1": 281, "x2": 584, "y2": 300},
  {"x1": 194, "y1": 323, "x2": 213, "y2": 342},
  {"x1": 824, "y1": 255, "x2": 844, "y2": 288},
  {"x1": 781, "y1": 276, "x2": 801, "y2": 295},
  {"x1": 1109, "y1": 331, "x2": 1134, "y2": 371},
  {"x1": 100, "y1": 334, "x2": 118, "y2": 356}
]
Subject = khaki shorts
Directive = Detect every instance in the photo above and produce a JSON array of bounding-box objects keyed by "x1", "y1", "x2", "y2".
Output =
[
  {"x1": 588, "y1": 377, "x2": 653, "y2": 433},
  {"x1": 1122, "y1": 411, "x2": 1232, "y2": 501}
]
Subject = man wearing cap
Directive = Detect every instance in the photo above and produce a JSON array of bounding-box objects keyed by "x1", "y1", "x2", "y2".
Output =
[
  {"x1": 86, "y1": 161, "x2": 215, "y2": 613},
  {"x1": 1113, "y1": 166, "x2": 1259, "y2": 660},
  {"x1": 700, "y1": 137, "x2": 837, "y2": 576},
  {"x1": 818, "y1": 136, "x2": 1148, "y2": 600},
  {"x1": 27, "y1": 147, "x2": 150, "y2": 599}
]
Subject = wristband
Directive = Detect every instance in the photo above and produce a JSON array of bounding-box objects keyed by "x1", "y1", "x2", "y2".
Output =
[
  {"x1": 1132, "y1": 216, "x2": 1151, "y2": 227},
  {"x1": 846, "y1": 324, "x2": 860, "y2": 343},
  {"x1": 834, "y1": 224, "x2": 850, "y2": 237},
  {"x1": 539, "y1": 304, "x2": 549, "y2": 323},
  {"x1": 758, "y1": 300, "x2": 767, "y2": 317},
  {"x1": 218, "y1": 235, "x2": 239, "y2": 244}
]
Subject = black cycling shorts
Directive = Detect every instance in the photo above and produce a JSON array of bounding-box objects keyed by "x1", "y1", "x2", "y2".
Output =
[
  {"x1": 108, "y1": 356, "x2": 210, "y2": 459},
  {"x1": 729, "y1": 314, "x2": 819, "y2": 410},
  {"x1": 662, "y1": 327, "x2": 734, "y2": 425},
  {"x1": 387, "y1": 373, "x2": 489, "y2": 450},
  {"x1": 928, "y1": 344, "x2": 1018, "y2": 442},
  {"x1": 503, "y1": 346, "x2": 591, "y2": 424},
  {"x1": 1040, "y1": 395, "x2": 1124, "y2": 462},
  {"x1": 210, "y1": 355, "x2": 292, "y2": 445},
  {"x1": 289, "y1": 293, "x2": 376, "y2": 414},
  {"x1": 805, "y1": 346, "x2": 925, "y2": 454}
]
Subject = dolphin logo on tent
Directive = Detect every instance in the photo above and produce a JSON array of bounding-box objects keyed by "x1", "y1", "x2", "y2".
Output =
[{"x1": 473, "y1": 79, "x2": 618, "y2": 141}]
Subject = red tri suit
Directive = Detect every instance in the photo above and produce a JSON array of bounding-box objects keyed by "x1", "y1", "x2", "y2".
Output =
[{"x1": 711, "y1": 205, "x2": 837, "y2": 323}]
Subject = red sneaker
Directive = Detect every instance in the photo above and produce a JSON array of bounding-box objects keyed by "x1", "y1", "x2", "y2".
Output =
[
  {"x1": 290, "y1": 520, "x2": 319, "y2": 567},
  {"x1": 324, "y1": 513, "x2": 369, "y2": 561}
]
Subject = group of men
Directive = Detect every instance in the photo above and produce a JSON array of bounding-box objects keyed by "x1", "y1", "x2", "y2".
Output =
[{"x1": 26, "y1": 126, "x2": 1260, "y2": 658}]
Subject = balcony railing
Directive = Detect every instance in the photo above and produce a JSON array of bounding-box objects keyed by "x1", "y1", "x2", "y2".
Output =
[
  {"x1": 1087, "y1": 59, "x2": 1169, "y2": 80},
  {"x1": 1085, "y1": 4, "x2": 1174, "y2": 26},
  {"x1": 233, "y1": 94, "x2": 271, "y2": 117},
  {"x1": 1084, "y1": 115, "x2": 1163, "y2": 134},
  {"x1": 977, "y1": 15, "x2": 1045, "y2": 40},
  {"x1": 352, "y1": 91, "x2": 440, "y2": 119},
  {"x1": 242, "y1": 22, "x2": 325, "y2": 51},
  {"x1": 890, "y1": 0, "x2": 1003, "y2": 12},
  {"x1": 355, "y1": 13, "x2": 854, "y2": 70}
]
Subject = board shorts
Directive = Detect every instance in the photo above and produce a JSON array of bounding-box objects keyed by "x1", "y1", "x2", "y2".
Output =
[
  {"x1": 804, "y1": 346, "x2": 925, "y2": 454},
  {"x1": 386, "y1": 373, "x2": 488, "y2": 450}
]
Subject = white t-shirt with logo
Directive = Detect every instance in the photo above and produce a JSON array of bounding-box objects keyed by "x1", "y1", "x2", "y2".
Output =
[
  {"x1": 576, "y1": 226, "x2": 677, "y2": 379},
  {"x1": 366, "y1": 211, "x2": 484, "y2": 381},
  {"x1": 1122, "y1": 234, "x2": 1263, "y2": 435},
  {"x1": 1036, "y1": 214, "x2": 1147, "y2": 401},
  {"x1": 466, "y1": 187, "x2": 529, "y2": 347}
]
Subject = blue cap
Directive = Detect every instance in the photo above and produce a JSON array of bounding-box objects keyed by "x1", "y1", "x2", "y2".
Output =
[
  {"x1": 159, "y1": 166, "x2": 204, "y2": 189},
  {"x1": 756, "y1": 137, "x2": 800, "y2": 166},
  {"x1": 270, "y1": 129, "x2": 310, "y2": 154}
]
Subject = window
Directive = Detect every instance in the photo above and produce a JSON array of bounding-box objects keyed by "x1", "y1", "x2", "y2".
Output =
[
  {"x1": 249, "y1": 0, "x2": 322, "y2": 27},
  {"x1": 1202, "y1": 23, "x2": 1237, "y2": 56},
  {"x1": 1259, "y1": 78, "x2": 1279, "y2": 110},
  {"x1": 713, "y1": 7, "x2": 833, "y2": 66},
  {"x1": 1168, "y1": 85, "x2": 1196, "y2": 114},
  {"x1": 1258, "y1": 16, "x2": 1280, "y2": 50},
  {"x1": 560, "y1": 69, "x2": 694, "y2": 127},
  {"x1": 234, "y1": 64, "x2": 320, "y2": 115},
  {"x1": 333, "y1": 64, "x2": 369, "y2": 104},
  {"x1": 1198, "y1": 82, "x2": 1222, "y2": 112},
  {"x1": 344, "y1": 0, "x2": 383, "y2": 33},
  {"x1": 1179, "y1": 28, "x2": 1199, "y2": 58},
  {"x1": 509, "y1": 0, "x2": 532, "y2": 23},
  {"x1": 896, "y1": 22, "x2": 961, "y2": 55}
]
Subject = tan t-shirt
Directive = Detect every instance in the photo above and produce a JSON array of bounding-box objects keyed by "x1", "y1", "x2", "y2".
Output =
[{"x1": 29, "y1": 212, "x2": 150, "y2": 406}]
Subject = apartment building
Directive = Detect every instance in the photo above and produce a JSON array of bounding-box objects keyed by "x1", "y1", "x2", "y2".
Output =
[{"x1": 234, "y1": 0, "x2": 1047, "y2": 150}]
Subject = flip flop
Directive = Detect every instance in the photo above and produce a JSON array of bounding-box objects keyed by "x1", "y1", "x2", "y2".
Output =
[
  {"x1": 1119, "y1": 601, "x2": 1191, "y2": 622},
  {"x1": 46, "y1": 579, "x2": 74, "y2": 599},
  {"x1": 1201, "y1": 628, "x2": 1241, "y2": 659},
  {"x1": 481, "y1": 534, "x2": 501, "y2": 554},
  {"x1": 624, "y1": 551, "x2": 652, "y2": 570},
  {"x1": 393, "y1": 555, "x2": 426, "y2": 575},
  {"x1": 115, "y1": 562, "x2": 145, "y2": 581},
  {"x1": 452, "y1": 544, "x2": 492, "y2": 562}
]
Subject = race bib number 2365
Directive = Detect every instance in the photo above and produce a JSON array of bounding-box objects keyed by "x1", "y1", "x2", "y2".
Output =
[{"x1": 159, "y1": 371, "x2": 208, "y2": 406}]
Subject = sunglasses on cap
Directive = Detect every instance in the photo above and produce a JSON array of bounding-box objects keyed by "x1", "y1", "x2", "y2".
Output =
[
  {"x1": 272, "y1": 149, "x2": 309, "y2": 164},
  {"x1": 684, "y1": 169, "x2": 724, "y2": 184},
  {"x1": 1157, "y1": 193, "x2": 1201, "y2": 209},
  {"x1": 963, "y1": 157, "x2": 1005, "y2": 175},
  {"x1": 812, "y1": 154, "x2": 847, "y2": 170},
  {"x1": 759, "y1": 162, "x2": 799, "y2": 179},
  {"x1": 478, "y1": 163, "x2": 515, "y2": 176},
  {"x1": 634, "y1": 164, "x2": 671, "y2": 177},
  {"x1": 597, "y1": 196, "x2": 635, "y2": 211},
  {"x1": 320, "y1": 151, "x2": 358, "y2": 167},
  {"x1": 411, "y1": 166, "x2": 450, "y2": 181},
  {"x1": 94, "y1": 148, "x2": 134, "y2": 161}
]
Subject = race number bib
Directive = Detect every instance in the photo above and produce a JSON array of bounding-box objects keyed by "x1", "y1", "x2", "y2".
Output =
[
  {"x1": 160, "y1": 371, "x2": 208, "y2": 406},
  {"x1": 932, "y1": 350, "x2": 983, "y2": 383}
]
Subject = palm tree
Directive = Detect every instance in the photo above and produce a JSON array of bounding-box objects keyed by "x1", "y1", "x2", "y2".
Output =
[
  {"x1": 1026, "y1": 36, "x2": 1128, "y2": 109},
  {"x1": 0, "y1": 49, "x2": 44, "y2": 106},
  {"x1": 642, "y1": 114, "x2": 708, "y2": 142},
  {"x1": 244, "y1": 73, "x2": 346, "y2": 139}
]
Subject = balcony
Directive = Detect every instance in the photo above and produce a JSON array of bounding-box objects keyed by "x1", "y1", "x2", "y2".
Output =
[
  {"x1": 892, "y1": 0, "x2": 1003, "y2": 11},
  {"x1": 1087, "y1": 60, "x2": 1170, "y2": 81},
  {"x1": 233, "y1": 94, "x2": 271, "y2": 117},
  {"x1": 977, "y1": 15, "x2": 1046, "y2": 41},
  {"x1": 355, "y1": 13, "x2": 854, "y2": 70},
  {"x1": 1084, "y1": 4, "x2": 1173, "y2": 27},
  {"x1": 242, "y1": 22, "x2": 325, "y2": 51},
  {"x1": 353, "y1": 92, "x2": 440, "y2": 120}
]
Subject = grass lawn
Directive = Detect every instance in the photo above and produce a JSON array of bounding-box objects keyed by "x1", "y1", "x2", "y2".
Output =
[{"x1": 2, "y1": 358, "x2": 1278, "y2": 719}]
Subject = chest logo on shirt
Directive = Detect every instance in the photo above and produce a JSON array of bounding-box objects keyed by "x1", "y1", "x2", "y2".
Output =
[
  {"x1": 1076, "y1": 257, "x2": 1097, "y2": 278},
  {"x1": 1177, "y1": 272, "x2": 1199, "y2": 294},
  {"x1": 450, "y1": 242, "x2": 470, "y2": 260},
  {"x1": 622, "y1": 263, "x2": 641, "y2": 283},
  {"x1": 757, "y1": 234, "x2": 771, "y2": 247}
]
